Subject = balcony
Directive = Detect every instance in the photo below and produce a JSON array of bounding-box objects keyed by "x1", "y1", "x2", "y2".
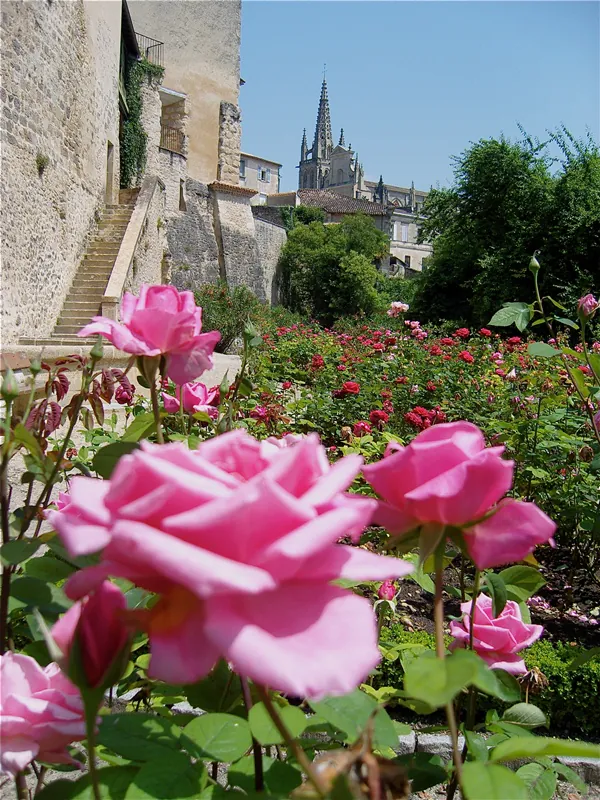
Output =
[
  {"x1": 136, "y1": 33, "x2": 164, "y2": 67},
  {"x1": 160, "y1": 125, "x2": 185, "y2": 156}
]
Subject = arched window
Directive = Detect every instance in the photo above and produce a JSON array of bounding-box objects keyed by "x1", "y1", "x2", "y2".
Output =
[{"x1": 337, "y1": 168, "x2": 344, "y2": 184}]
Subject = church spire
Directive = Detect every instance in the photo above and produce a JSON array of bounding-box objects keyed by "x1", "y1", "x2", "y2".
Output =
[
  {"x1": 300, "y1": 128, "x2": 308, "y2": 162},
  {"x1": 338, "y1": 128, "x2": 345, "y2": 147},
  {"x1": 312, "y1": 78, "x2": 333, "y2": 161}
]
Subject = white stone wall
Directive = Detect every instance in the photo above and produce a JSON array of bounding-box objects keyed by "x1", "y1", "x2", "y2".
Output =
[
  {"x1": 124, "y1": 182, "x2": 168, "y2": 295},
  {"x1": 213, "y1": 190, "x2": 265, "y2": 301},
  {"x1": 139, "y1": 78, "x2": 162, "y2": 182},
  {"x1": 158, "y1": 149, "x2": 188, "y2": 215},
  {"x1": 253, "y1": 218, "x2": 287, "y2": 304},
  {"x1": 0, "y1": 0, "x2": 121, "y2": 344}
]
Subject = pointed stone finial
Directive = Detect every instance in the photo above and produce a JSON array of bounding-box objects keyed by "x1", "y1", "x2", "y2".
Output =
[{"x1": 339, "y1": 128, "x2": 345, "y2": 147}]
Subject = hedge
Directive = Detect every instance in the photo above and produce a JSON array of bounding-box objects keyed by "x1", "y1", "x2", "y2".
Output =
[{"x1": 376, "y1": 626, "x2": 600, "y2": 739}]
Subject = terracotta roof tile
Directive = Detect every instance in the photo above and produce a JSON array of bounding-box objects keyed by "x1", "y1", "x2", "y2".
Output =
[{"x1": 297, "y1": 189, "x2": 386, "y2": 216}]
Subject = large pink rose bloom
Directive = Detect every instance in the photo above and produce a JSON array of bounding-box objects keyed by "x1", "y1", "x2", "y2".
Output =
[
  {"x1": 449, "y1": 594, "x2": 543, "y2": 674},
  {"x1": 78, "y1": 285, "x2": 221, "y2": 385},
  {"x1": 0, "y1": 652, "x2": 86, "y2": 776},
  {"x1": 48, "y1": 432, "x2": 412, "y2": 699},
  {"x1": 163, "y1": 382, "x2": 219, "y2": 419},
  {"x1": 362, "y1": 422, "x2": 555, "y2": 569}
]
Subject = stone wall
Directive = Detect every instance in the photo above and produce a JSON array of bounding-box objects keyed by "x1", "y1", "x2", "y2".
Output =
[
  {"x1": 168, "y1": 179, "x2": 221, "y2": 291},
  {"x1": 158, "y1": 148, "x2": 188, "y2": 215},
  {"x1": 128, "y1": 0, "x2": 241, "y2": 184},
  {"x1": 217, "y1": 102, "x2": 242, "y2": 184},
  {"x1": 253, "y1": 217, "x2": 287, "y2": 305},
  {"x1": 0, "y1": 0, "x2": 121, "y2": 344},
  {"x1": 124, "y1": 181, "x2": 168, "y2": 295},
  {"x1": 139, "y1": 78, "x2": 162, "y2": 181},
  {"x1": 212, "y1": 188, "x2": 265, "y2": 302}
]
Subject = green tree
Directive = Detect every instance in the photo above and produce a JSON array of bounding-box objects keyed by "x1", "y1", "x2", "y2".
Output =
[
  {"x1": 278, "y1": 213, "x2": 388, "y2": 323},
  {"x1": 293, "y1": 205, "x2": 326, "y2": 226},
  {"x1": 413, "y1": 129, "x2": 600, "y2": 325}
]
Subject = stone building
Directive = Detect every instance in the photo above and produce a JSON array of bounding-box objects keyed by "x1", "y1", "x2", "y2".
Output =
[
  {"x1": 297, "y1": 80, "x2": 432, "y2": 275},
  {"x1": 1, "y1": 0, "x2": 282, "y2": 352},
  {"x1": 239, "y1": 152, "x2": 282, "y2": 204}
]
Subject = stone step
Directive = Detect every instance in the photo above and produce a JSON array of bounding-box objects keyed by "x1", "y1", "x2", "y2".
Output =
[
  {"x1": 88, "y1": 244, "x2": 121, "y2": 252},
  {"x1": 81, "y1": 257, "x2": 116, "y2": 267},
  {"x1": 54, "y1": 325, "x2": 91, "y2": 336},
  {"x1": 58, "y1": 308, "x2": 97, "y2": 318},
  {"x1": 68, "y1": 287, "x2": 106, "y2": 297},
  {"x1": 78, "y1": 265, "x2": 114, "y2": 274}
]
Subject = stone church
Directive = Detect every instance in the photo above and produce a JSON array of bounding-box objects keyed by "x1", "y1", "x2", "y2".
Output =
[{"x1": 297, "y1": 80, "x2": 433, "y2": 274}]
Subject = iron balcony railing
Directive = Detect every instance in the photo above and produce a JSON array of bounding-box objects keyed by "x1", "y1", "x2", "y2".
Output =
[
  {"x1": 160, "y1": 125, "x2": 185, "y2": 155},
  {"x1": 136, "y1": 33, "x2": 164, "y2": 67}
]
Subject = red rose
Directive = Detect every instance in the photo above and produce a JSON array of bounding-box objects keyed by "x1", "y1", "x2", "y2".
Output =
[
  {"x1": 455, "y1": 328, "x2": 470, "y2": 338},
  {"x1": 459, "y1": 350, "x2": 474, "y2": 364},
  {"x1": 342, "y1": 381, "x2": 360, "y2": 395},
  {"x1": 479, "y1": 328, "x2": 492, "y2": 336}
]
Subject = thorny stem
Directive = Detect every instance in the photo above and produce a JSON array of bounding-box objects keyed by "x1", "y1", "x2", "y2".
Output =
[
  {"x1": 149, "y1": 379, "x2": 164, "y2": 445},
  {"x1": 256, "y1": 686, "x2": 328, "y2": 799},
  {"x1": 240, "y1": 676, "x2": 264, "y2": 793},
  {"x1": 15, "y1": 772, "x2": 28, "y2": 800},
  {"x1": 433, "y1": 548, "x2": 463, "y2": 792}
]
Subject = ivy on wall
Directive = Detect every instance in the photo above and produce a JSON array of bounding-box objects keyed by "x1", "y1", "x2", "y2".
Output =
[{"x1": 120, "y1": 58, "x2": 164, "y2": 188}]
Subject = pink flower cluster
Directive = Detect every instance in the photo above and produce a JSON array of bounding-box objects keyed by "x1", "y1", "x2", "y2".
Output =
[
  {"x1": 363, "y1": 422, "x2": 556, "y2": 569},
  {"x1": 48, "y1": 431, "x2": 412, "y2": 700},
  {"x1": 0, "y1": 653, "x2": 86, "y2": 776},
  {"x1": 387, "y1": 301, "x2": 409, "y2": 317},
  {"x1": 450, "y1": 595, "x2": 543, "y2": 674},
  {"x1": 79, "y1": 285, "x2": 220, "y2": 385},
  {"x1": 163, "y1": 381, "x2": 219, "y2": 419}
]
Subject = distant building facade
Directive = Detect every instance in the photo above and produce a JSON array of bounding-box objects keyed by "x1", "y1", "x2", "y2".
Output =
[
  {"x1": 239, "y1": 152, "x2": 281, "y2": 204},
  {"x1": 297, "y1": 79, "x2": 432, "y2": 275}
]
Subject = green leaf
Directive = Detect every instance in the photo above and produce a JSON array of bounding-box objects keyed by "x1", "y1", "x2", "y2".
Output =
[
  {"x1": 249, "y1": 702, "x2": 307, "y2": 745},
  {"x1": 121, "y1": 412, "x2": 160, "y2": 443},
  {"x1": 569, "y1": 366, "x2": 590, "y2": 399},
  {"x1": 24, "y1": 555, "x2": 75, "y2": 583},
  {"x1": 471, "y1": 662, "x2": 521, "y2": 704},
  {"x1": 124, "y1": 752, "x2": 206, "y2": 799},
  {"x1": 92, "y1": 442, "x2": 140, "y2": 479},
  {"x1": 527, "y1": 342, "x2": 562, "y2": 358},
  {"x1": 515, "y1": 763, "x2": 557, "y2": 800},
  {"x1": 554, "y1": 316, "x2": 579, "y2": 329},
  {"x1": 464, "y1": 730, "x2": 489, "y2": 762},
  {"x1": 228, "y1": 754, "x2": 302, "y2": 795},
  {"x1": 185, "y1": 660, "x2": 243, "y2": 713},
  {"x1": 97, "y1": 714, "x2": 182, "y2": 762},
  {"x1": 9, "y1": 576, "x2": 70, "y2": 614},
  {"x1": 404, "y1": 650, "x2": 478, "y2": 707},
  {"x1": 498, "y1": 565, "x2": 546, "y2": 602},
  {"x1": 393, "y1": 752, "x2": 447, "y2": 792},
  {"x1": 0, "y1": 538, "x2": 41, "y2": 565},
  {"x1": 568, "y1": 646, "x2": 600, "y2": 669},
  {"x1": 502, "y1": 703, "x2": 547, "y2": 729},
  {"x1": 309, "y1": 688, "x2": 398, "y2": 750},
  {"x1": 183, "y1": 712, "x2": 252, "y2": 762},
  {"x1": 489, "y1": 303, "x2": 532, "y2": 332},
  {"x1": 485, "y1": 572, "x2": 508, "y2": 617},
  {"x1": 552, "y1": 761, "x2": 587, "y2": 793},
  {"x1": 462, "y1": 762, "x2": 528, "y2": 799},
  {"x1": 491, "y1": 736, "x2": 600, "y2": 763},
  {"x1": 35, "y1": 766, "x2": 139, "y2": 799},
  {"x1": 13, "y1": 423, "x2": 44, "y2": 460}
]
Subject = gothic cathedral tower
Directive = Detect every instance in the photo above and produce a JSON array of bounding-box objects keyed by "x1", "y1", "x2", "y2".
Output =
[{"x1": 298, "y1": 79, "x2": 333, "y2": 190}]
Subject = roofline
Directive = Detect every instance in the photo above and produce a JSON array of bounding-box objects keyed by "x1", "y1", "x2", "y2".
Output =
[
  {"x1": 240, "y1": 152, "x2": 282, "y2": 167},
  {"x1": 364, "y1": 180, "x2": 428, "y2": 194},
  {"x1": 121, "y1": 0, "x2": 141, "y2": 59}
]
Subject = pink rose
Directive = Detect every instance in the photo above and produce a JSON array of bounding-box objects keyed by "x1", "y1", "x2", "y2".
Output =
[
  {"x1": 362, "y1": 422, "x2": 555, "y2": 569},
  {"x1": 162, "y1": 382, "x2": 219, "y2": 419},
  {"x1": 48, "y1": 432, "x2": 412, "y2": 699},
  {"x1": 52, "y1": 582, "x2": 130, "y2": 691},
  {"x1": 449, "y1": 594, "x2": 543, "y2": 674},
  {"x1": 78, "y1": 285, "x2": 221, "y2": 385},
  {"x1": 387, "y1": 302, "x2": 409, "y2": 317},
  {"x1": 0, "y1": 652, "x2": 86, "y2": 776},
  {"x1": 577, "y1": 293, "x2": 599, "y2": 320},
  {"x1": 115, "y1": 384, "x2": 134, "y2": 405}
]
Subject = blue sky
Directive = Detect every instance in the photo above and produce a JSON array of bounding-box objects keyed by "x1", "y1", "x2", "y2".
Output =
[{"x1": 240, "y1": 1, "x2": 599, "y2": 193}]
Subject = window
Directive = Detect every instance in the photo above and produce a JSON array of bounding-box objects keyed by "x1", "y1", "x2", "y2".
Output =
[
  {"x1": 392, "y1": 222, "x2": 398, "y2": 240},
  {"x1": 239, "y1": 159, "x2": 246, "y2": 178},
  {"x1": 259, "y1": 167, "x2": 270, "y2": 182},
  {"x1": 258, "y1": 193, "x2": 268, "y2": 204},
  {"x1": 404, "y1": 255, "x2": 411, "y2": 269},
  {"x1": 337, "y1": 168, "x2": 344, "y2": 184},
  {"x1": 401, "y1": 223, "x2": 409, "y2": 243}
]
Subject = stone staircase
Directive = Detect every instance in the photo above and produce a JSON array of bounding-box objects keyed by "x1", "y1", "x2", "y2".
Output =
[{"x1": 20, "y1": 189, "x2": 138, "y2": 346}]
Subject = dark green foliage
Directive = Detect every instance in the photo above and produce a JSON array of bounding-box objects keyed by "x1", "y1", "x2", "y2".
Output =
[
  {"x1": 278, "y1": 213, "x2": 389, "y2": 324},
  {"x1": 375, "y1": 274, "x2": 420, "y2": 310},
  {"x1": 412, "y1": 128, "x2": 600, "y2": 326},
  {"x1": 194, "y1": 283, "x2": 263, "y2": 353},
  {"x1": 120, "y1": 58, "x2": 164, "y2": 188},
  {"x1": 293, "y1": 205, "x2": 326, "y2": 226},
  {"x1": 376, "y1": 626, "x2": 600, "y2": 738}
]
